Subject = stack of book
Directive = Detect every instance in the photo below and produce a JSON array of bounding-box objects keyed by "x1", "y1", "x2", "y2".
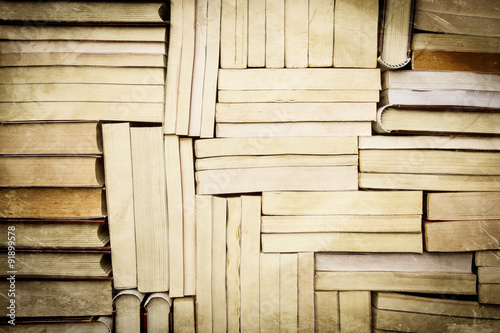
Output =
[
  {"x1": 215, "y1": 68, "x2": 380, "y2": 137},
  {"x1": 372, "y1": 292, "x2": 500, "y2": 332},
  {"x1": 261, "y1": 191, "x2": 423, "y2": 253},
  {"x1": 0, "y1": 121, "x2": 112, "y2": 328},
  {"x1": 377, "y1": 70, "x2": 500, "y2": 135},
  {"x1": 476, "y1": 251, "x2": 500, "y2": 305},
  {"x1": 425, "y1": 192, "x2": 500, "y2": 252},
  {"x1": 194, "y1": 137, "x2": 359, "y2": 194},
  {"x1": 359, "y1": 135, "x2": 500, "y2": 191},
  {"x1": 412, "y1": 0, "x2": 500, "y2": 73}
]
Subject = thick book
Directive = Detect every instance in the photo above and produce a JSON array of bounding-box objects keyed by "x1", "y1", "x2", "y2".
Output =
[
  {"x1": 130, "y1": 127, "x2": 169, "y2": 293},
  {"x1": 427, "y1": 192, "x2": 500, "y2": 221},
  {"x1": 359, "y1": 135, "x2": 500, "y2": 151},
  {"x1": 113, "y1": 290, "x2": 144, "y2": 333},
  {"x1": 316, "y1": 271, "x2": 476, "y2": 295},
  {"x1": 377, "y1": 0, "x2": 414, "y2": 69},
  {"x1": 339, "y1": 291, "x2": 371, "y2": 333},
  {"x1": 0, "y1": 188, "x2": 106, "y2": 218},
  {"x1": 0, "y1": 0, "x2": 167, "y2": 23},
  {"x1": 0, "y1": 122, "x2": 101, "y2": 155},
  {"x1": 411, "y1": 50, "x2": 500, "y2": 74},
  {"x1": 0, "y1": 317, "x2": 113, "y2": 333},
  {"x1": 412, "y1": 33, "x2": 500, "y2": 53},
  {"x1": 333, "y1": 0, "x2": 378, "y2": 68},
  {"x1": 0, "y1": 156, "x2": 104, "y2": 187},
  {"x1": 0, "y1": 279, "x2": 113, "y2": 317},
  {"x1": 476, "y1": 250, "x2": 500, "y2": 266},
  {"x1": 373, "y1": 105, "x2": 500, "y2": 135},
  {"x1": 173, "y1": 297, "x2": 195, "y2": 333},
  {"x1": 101, "y1": 123, "x2": 137, "y2": 290},
  {"x1": 144, "y1": 293, "x2": 172, "y2": 333},
  {"x1": 0, "y1": 219, "x2": 109, "y2": 249},
  {"x1": 0, "y1": 250, "x2": 111, "y2": 278},
  {"x1": 424, "y1": 220, "x2": 500, "y2": 252},
  {"x1": 316, "y1": 252, "x2": 473, "y2": 273}
]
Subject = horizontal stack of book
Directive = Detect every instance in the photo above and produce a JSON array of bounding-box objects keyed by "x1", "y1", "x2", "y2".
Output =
[
  {"x1": 0, "y1": 122, "x2": 112, "y2": 330},
  {"x1": 476, "y1": 251, "x2": 500, "y2": 305}
]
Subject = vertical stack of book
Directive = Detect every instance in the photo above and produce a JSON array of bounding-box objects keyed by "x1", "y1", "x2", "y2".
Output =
[{"x1": 0, "y1": 122, "x2": 113, "y2": 330}]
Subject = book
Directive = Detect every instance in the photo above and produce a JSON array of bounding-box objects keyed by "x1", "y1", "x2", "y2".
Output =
[
  {"x1": 226, "y1": 197, "x2": 242, "y2": 333},
  {"x1": 218, "y1": 89, "x2": 380, "y2": 103},
  {"x1": 261, "y1": 215, "x2": 421, "y2": 233},
  {"x1": 199, "y1": 0, "x2": 222, "y2": 138},
  {"x1": 102, "y1": 123, "x2": 137, "y2": 290},
  {"x1": 195, "y1": 195, "x2": 213, "y2": 333},
  {"x1": 412, "y1": 33, "x2": 500, "y2": 53},
  {"x1": 427, "y1": 192, "x2": 500, "y2": 221},
  {"x1": 0, "y1": 279, "x2": 113, "y2": 317},
  {"x1": 261, "y1": 232, "x2": 423, "y2": 253},
  {"x1": 414, "y1": 0, "x2": 500, "y2": 37},
  {"x1": 360, "y1": 173, "x2": 500, "y2": 191},
  {"x1": 315, "y1": 291, "x2": 339, "y2": 333},
  {"x1": 173, "y1": 297, "x2": 196, "y2": 333},
  {"x1": 359, "y1": 135, "x2": 500, "y2": 151},
  {"x1": 0, "y1": 188, "x2": 106, "y2": 218},
  {"x1": 0, "y1": 84, "x2": 164, "y2": 103},
  {"x1": 240, "y1": 196, "x2": 261, "y2": 333},
  {"x1": 130, "y1": 127, "x2": 169, "y2": 293},
  {"x1": 220, "y1": 0, "x2": 248, "y2": 68},
  {"x1": 0, "y1": 25, "x2": 167, "y2": 42},
  {"x1": 316, "y1": 271, "x2": 477, "y2": 294},
  {"x1": 0, "y1": 40, "x2": 165, "y2": 54},
  {"x1": 478, "y1": 267, "x2": 500, "y2": 283},
  {"x1": 211, "y1": 197, "x2": 227, "y2": 333},
  {"x1": 381, "y1": 91, "x2": 500, "y2": 109},
  {"x1": 265, "y1": 0, "x2": 285, "y2": 68},
  {"x1": 339, "y1": 291, "x2": 371, "y2": 333},
  {"x1": 308, "y1": 0, "x2": 334, "y2": 67},
  {"x1": 377, "y1": 0, "x2": 414, "y2": 69},
  {"x1": 425, "y1": 220, "x2": 500, "y2": 251},
  {"x1": 196, "y1": 155, "x2": 357, "y2": 171},
  {"x1": 373, "y1": 105, "x2": 500, "y2": 135},
  {"x1": 360, "y1": 150, "x2": 500, "y2": 175},
  {"x1": 476, "y1": 250, "x2": 500, "y2": 266},
  {"x1": 215, "y1": 102, "x2": 376, "y2": 122},
  {"x1": 165, "y1": 135, "x2": 184, "y2": 297},
  {"x1": 163, "y1": 0, "x2": 182, "y2": 134},
  {"x1": 298, "y1": 252, "x2": 315, "y2": 332},
  {"x1": 144, "y1": 293, "x2": 172, "y2": 333},
  {"x1": 0, "y1": 317, "x2": 113, "y2": 333},
  {"x1": 113, "y1": 290, "x2": 144, "y2": 333},
  {"x1": 280, "y1": 253, "x2": 298, "y2": 332},
  {"x1": 479, "y1": 284, "x2": 500, "y2": 304},
  {"x1": 180, "y1": 138, "x2": 196, "y2": 296},
  {"x1": 215, "y1": 122, "x2": 372, "y2": 137},
  {"x1": 0, "y1": 251, "x2": 111, "y2": 277},
  {"x1": 382, "y1": 70, "x2": 500, "y2": 91},
  {"x1": 196, "y1": 166, "x2": 358, "y2": 194},
  {"x1": 0, "y1": 67, "x2": 164, "y2": 84},
  {"x1": 285, "y1": 0, "x2": 308, "y2": 68},
  {"x1": 0, "y1": 219, "x2": 109, "y2": 249},
  {"x1": 195, "y1": 136, "x2": 358, "y2": 158},
  {"x1": 316, "y1": 253, "x2": 473, "y2": 273},
  {"x1": 260, "y1": 253, "x2": 280, "y2": 332},
  {"x1": 188, "y1": 0, "x2": 208, "y2": 136},
  {"x1": 176, "y1": 0, "x2": 196, "y2": 136},
  {"x1": 333, "y1": 0, "x2": 378, "y2": 68},
  {"x1": 0, "y1": 0, "x2": 166, "y2": 23},
  {"x1": 0, "y1": 52, "x2": 166, "y2": 68},
  {"x1": 218, "y1": 68, "x2": 381, "y2": 90},
  {"x1": 0, "y1": 122, "x2": 101, "y2": 155},
  {"x1": 0, "y1": 156, "x2": 104, "y2": 187},
  {"x1": 411, "y1": 50, "x2": 500, "y2": 74},
  {"x1": 373, "y1": 292, "x2": 500, "y2": 318},
  {"x1": 247, "y1": 0, "x2": 265, "y2": 67},
  {"x1": 262, "y1": 191, "x2": 422, "y2": 215}
]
